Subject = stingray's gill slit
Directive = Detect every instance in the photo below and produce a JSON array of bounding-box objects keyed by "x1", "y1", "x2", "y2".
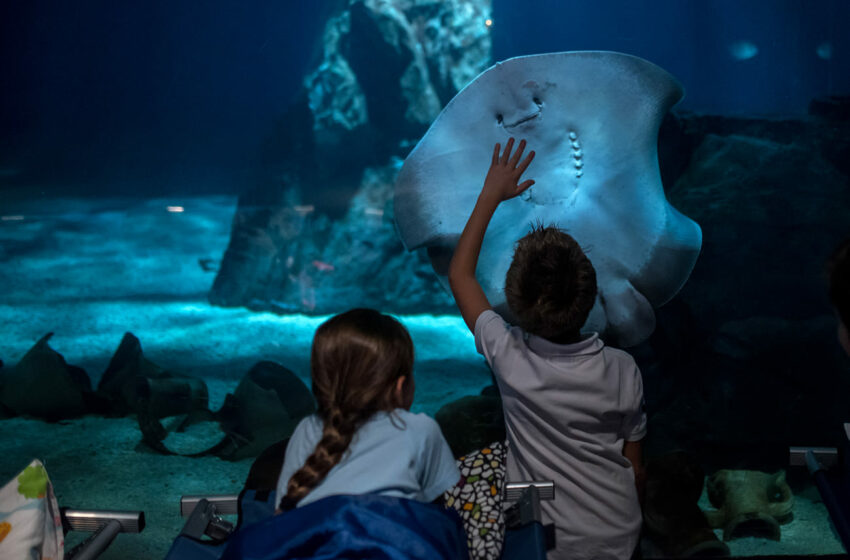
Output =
[
  {"x1": 569, "y1": 130, "x2": 584, "y2": 178},
  {"x1": 503, "y1": 110, "x2": 541, "y2": 129}
]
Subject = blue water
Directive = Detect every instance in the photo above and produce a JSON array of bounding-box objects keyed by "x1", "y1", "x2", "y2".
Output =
[
  {"x1": 2, "y1": 0, "x2": 847, "y2": 195},
  {"x1": 1, "y1": 2, "x2": 849, "y2": 557}
]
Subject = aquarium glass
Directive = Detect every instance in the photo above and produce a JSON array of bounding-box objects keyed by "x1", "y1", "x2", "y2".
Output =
[{"x1": 1, "y1": 1, "x2": 848, "y2": 557}]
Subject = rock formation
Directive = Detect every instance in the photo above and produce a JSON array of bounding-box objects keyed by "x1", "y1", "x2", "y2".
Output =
[
  {"x1": 0, "y1": 333, "x2": 93, "y2": 420},
  {"x1": 210, "y1": 0, "x2": 492, "y2": 314}
]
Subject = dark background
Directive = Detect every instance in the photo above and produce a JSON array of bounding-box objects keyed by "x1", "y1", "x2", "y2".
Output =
[{"x1": 1, "y1": 0, "x2": 847, "y2": 196}]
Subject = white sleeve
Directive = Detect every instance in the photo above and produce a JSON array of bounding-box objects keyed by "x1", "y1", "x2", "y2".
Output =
[
  {"x1": 474, "y1": 309, "x2": 512, "y2": 362},
  {"x1": 621, "y1": 365, "x2": 647, "y2": 442},
  {"x1": 416, "y1": 415, "x2": 461, "y2": 501}
]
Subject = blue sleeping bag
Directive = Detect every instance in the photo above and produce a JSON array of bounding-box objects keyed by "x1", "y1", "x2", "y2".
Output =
[{"x1": 219, "y1": 494, "x2": 469, "y2": 560}]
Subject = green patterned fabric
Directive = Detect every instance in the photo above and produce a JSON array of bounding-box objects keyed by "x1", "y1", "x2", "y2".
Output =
[{"x1": 0, "y1": 459, "x2": 63, "y2": 559}]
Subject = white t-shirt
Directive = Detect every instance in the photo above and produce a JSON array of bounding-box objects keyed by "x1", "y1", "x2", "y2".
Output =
[
  {"x1": 475, "y1": 310, "x2": 646, "y2": 560},
  {"x1": 275, "y1": 409, "x2": 459, "y2": 508}
]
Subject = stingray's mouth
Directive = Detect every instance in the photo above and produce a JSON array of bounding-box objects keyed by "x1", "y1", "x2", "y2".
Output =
[{"x1": 502, "y1": 110, "x2": 541, "y2": 129}]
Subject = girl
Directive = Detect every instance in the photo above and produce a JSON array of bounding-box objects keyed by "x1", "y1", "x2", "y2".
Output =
[{"x1": 275, "y1": 308, "x2": 459, "y2": 511}]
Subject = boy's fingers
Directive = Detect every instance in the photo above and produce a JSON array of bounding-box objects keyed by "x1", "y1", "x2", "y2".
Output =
[
  {"x1": 516, "y1": 151, "x2": 535, "y2": 175},
  {"x1": 509, "y1": 139, "x2": 526, "y2": 167},
  {"x1": 500, "y1": 137, "x2": 515, "y2": 163},
  {"x1": 517, "y1": 179, "x2": 535, "y2": 194},
  {"x1": 492, "y1": 143, "x2": 501, "y2": 165}
]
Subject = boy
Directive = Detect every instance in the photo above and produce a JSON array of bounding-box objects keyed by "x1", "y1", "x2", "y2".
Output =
[{"x1": 448, "y1": 138, "x2": 646, "y2": 560}]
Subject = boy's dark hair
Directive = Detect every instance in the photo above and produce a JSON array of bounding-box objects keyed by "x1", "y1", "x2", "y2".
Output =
[
  {"x1": 828, "y1": 237, "x2": 850, "y2": 328},
  {"x1": 505, "y1": 224, "x2": 597, "y2": 340}
]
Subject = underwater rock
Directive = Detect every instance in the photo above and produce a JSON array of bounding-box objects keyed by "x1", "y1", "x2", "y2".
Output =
[
  {"x1": 305, "y1": 0, "x2": 492, "y2": 162},
  {"x1": 661, "y1": 111, "x2": 850, "y2": 197},
  {"x1": 395, "y1": 51, "x2": 702, "y2": 347},
  {"x1": 705, "y1": 469, "x2": 794, "y2": 541},
  {"x1": 98, "y1": 332, "x2": 208, "y2": 418},
  {"x1": 209, "y1": 189, "x2": 315, "y2": 309},
  {"x1": 639, "y1": 110, "x2": 850, "y2": 467},
  {"x1": 212, "y1": 163, "x2": 454, "y2": 314},
  {"x1": 0, "y1": 333, "x2": 91, "y2": 420},
  {"x1": 643, "y1": 451, "x2": 730, "y2": 557},
  {"x1": 309, "y1": 164, "x2": 455, "y2": 312},
  {"x1": 137, "y1": 410, "x2": 222, "y2": 456},
  {"x1": 214, "y1": 361, "x2": 316, "y2": 461},
  {"x1": 668, "y1": 129, "x2": 850, "y2": 350},
  {"x1": 809, "y1": 95, "x2": 850, "y2": 122},
  {"x1": 211, "y1": 0, "x2": 491, "y2": 314},
  {"x1": 641, "y1": 313, "x2": 849, "y2": 472},
  {"x1": 435, "y1": 393, "x2": 505, "y2": 458}
]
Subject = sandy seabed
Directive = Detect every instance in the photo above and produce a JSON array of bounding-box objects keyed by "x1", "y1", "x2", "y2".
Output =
[
  {"x1": 0, "y1": 194, "x2": 490, "y2": 558},
  {"x1": 0, "y1": 195, "x2": 844, "y2": 557}
]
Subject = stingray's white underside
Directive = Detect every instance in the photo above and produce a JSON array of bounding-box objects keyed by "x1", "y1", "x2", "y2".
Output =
[{"x1": 394, "y1": 51, "x2": 702, "y2": 347}]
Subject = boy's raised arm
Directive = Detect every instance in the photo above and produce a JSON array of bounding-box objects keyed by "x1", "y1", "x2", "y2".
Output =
[{"x1": 448, "y1": 138, "x2": 535, "y2": 332}]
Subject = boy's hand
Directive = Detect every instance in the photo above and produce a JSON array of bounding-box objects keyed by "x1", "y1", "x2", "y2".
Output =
[
  {"x1": 482, "y1": 137, "x2": 535, "y2": 203},
  {"x1": 448, "y1": 137, "x2": 537, "y2": 333}
]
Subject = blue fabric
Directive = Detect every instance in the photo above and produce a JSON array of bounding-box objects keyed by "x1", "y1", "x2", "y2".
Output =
[
  {"x1": 220, "y1": 494, "x2": 469, "y2": 560},
  {"x1": 239, "y1": 489, "x2": 276, "y2": 528}
]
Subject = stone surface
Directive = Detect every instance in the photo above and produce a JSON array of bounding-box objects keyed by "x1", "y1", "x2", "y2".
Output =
[
  {"x1": 215, "y1": 360, "x2": 316, "y2": 460},
  {"x1": 641, "y1": 111, "x2": 850, "y2": 470},
  {"x1": 705, "y1": 470, "x2": 794, "y2": 541},
  {"x1": 211, "y1": 162, "x2": 455, "y2": 314},
  {"x1": 0, "y1": 333, "x2": 92, "y2": 420},
  {"x1": 305, "y1": 0, "x2": 492, "y2": 159},
  {"x1": 98, "y1": 332, "x2": 209, "y2": 419},
  {"x1": 211, "y1": 0, "x2": 491, "y2": 314},
  {"x1": 809, "y1": 95, "x2": 850, "y2": 122}
]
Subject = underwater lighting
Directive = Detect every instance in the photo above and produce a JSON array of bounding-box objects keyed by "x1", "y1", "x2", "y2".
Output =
[
  {"x1": 816, "y1": 42, "x2": 833, "y2": 60},
  {"x1": 485, "y1": 18, "x2": 492, "y2": 27},
  {"x1": 729, "y1": 40, "x2": 758, "y2": 61},
  {"x1": 167, "y1": 206, "x2": 185, "y2": 213},
  {"x1": 294, "y1": 205, "x2": 315, "y2": 215},
  {"x1": 1, "y1": 215, "x2": 25, "y2": 221},
  {"x1": 364, "y1": 207, "x2": 384, "y2": 216},
  {"x1": 179, "y1": 304, "x2": 209, "y2": 313}
]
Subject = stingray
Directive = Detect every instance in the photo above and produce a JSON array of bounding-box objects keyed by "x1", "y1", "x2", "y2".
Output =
[{"x1": 393, "y1": 51, "x2": 702, "y2": 347}]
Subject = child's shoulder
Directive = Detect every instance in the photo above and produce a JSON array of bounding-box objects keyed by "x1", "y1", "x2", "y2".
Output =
[
  {"x1": 389, "y1": 410, "x2": 446, "y2": 442},
  {"x1": 599, "y1": 343, "x2": 636, "y2": 359},
  {"x1": 393, "y1": 409, "x2": 440, "y2": 430},
  {"x1": 598, "y1": 343, "x2": 641, "y2": 372},
  {"x1": 291, "y1": 413, "x2": 322, "y2": 439}
]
